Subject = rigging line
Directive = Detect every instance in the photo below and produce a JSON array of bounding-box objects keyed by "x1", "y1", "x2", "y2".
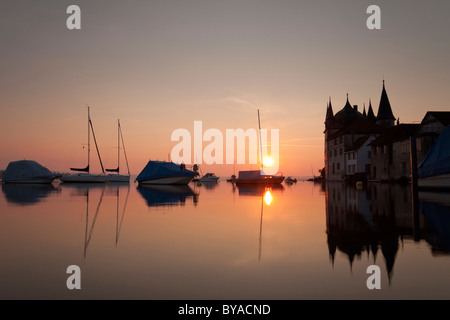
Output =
[
  {"x1": 119, "y1": 120, "x2": 130, "y2": 175},
  {"x1": 89, "y1": 119, "x2": 105, "y2": 174}
]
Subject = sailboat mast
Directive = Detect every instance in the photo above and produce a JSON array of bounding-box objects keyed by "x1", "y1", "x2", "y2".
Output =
[
  {"x1": 117, "y1": 119, "x2": 120, "y2": 174},
  {"x1": 87, "y1": 106, "x2": 90, "y2": 174},
  {"x1": 257, "y1": 109, "x2": 263, "y2": 171}
]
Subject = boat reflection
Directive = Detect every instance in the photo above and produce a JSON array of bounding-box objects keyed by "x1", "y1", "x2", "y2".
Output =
[
  {"x1": 1, "y1": 183, "x2": 59, "y2": 206},
  {"x1": 195, "y1": 180, "x2": 219, "y2": 190},
  {"x1": 137, "y1": 185, "x2": 198, "y2": 208},
  {"x1": 236, "y1": 184, "x2": 284, "y2": 197},
  {"x1": 325, "y1": 182, "x2": 450, "y2": 284},
  {"x1": 419, "y1": 190, "x2": 450, "y2": 254}
]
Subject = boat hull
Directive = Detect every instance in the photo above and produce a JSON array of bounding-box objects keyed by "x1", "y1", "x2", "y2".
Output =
[
  {"x1": 2, "y1": 178, "x2": 55, "y2": 184},
  {"x1": 138, "y1": 175, "x2": 194, "y2": 185},
  {"x1": 418, "y1": 173, "x2": 450, "y2": 190},
  {"x1": 60, "y1": 174, "x2": 107, "y2": 183},
  {"x1": 236, "y1": 176, "x2": 285, "y2": 185},
  {"x1": 199, "y1": 177, "x2": 220, "y2": 183},
  {"x1": 106, "y1": 174, "x2": 130, "y2": 183}
]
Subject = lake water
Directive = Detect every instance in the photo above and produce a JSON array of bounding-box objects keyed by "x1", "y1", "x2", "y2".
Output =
[{"x1": 1, "y1": 178, "x2": 449, "y2": 300}]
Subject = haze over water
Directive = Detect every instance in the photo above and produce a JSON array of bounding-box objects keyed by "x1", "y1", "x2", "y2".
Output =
[{"x1": 1, "y1": 179, "x2": 449, "y2": 299}]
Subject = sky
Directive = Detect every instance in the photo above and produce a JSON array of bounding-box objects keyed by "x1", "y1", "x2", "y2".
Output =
[{"x1": 0, "y1": 0, "x2": 449, "y2": 177}]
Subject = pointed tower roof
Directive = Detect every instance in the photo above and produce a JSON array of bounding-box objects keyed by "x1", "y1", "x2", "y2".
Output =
[
  {"x1": 362, "y1": 104, "x2": 367, "y2": 118},
  {"x1": 325, "y1": 97, "x2": 334, "y2": 121},
  {"x1": 367, "y1": 99, "x2": 376, "y2": 121},
  {"x1": 377, "y1": 80, "x2": 396, "y2": 121}
]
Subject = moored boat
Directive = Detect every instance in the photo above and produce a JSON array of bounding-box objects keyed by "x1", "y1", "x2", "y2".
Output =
[
  {"x1": 418, "y1": 126, "x2": 450, "y2": 189},
  {"x1": 61, "y1": 106, "x2": 107, "y2": 183},
  {"x1": 2, "y1": 160, "x2": 57, "y2": 184},
  {"x1": 235, "y1": 170, "x2": 285, "y2": 185},
  {"x1": 199, "y1": 173, "x2": 219, "y2": 182},
  {"x1": 135, "y1": 161, "x2": 196, "y2": 185}
]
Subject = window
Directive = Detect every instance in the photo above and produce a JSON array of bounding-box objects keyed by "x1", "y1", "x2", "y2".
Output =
[
  {"x1": 332, "y1": 163, "x2": 335, "y2": 174},
  {"x1": 339, "y1": 136, "x2": 343, "y2": 144},
  {"x1": 401, "y1": 142, "x2": 408, "y2": 153},
  {"x1": 337, "y1": 163, "x2": 340, "y2": 170},
  {"x1": 352, "y1": 164, "x2": 356, "y2": 173},
  {"x1": 348, "y1": 165, "x2": 352, "y2": 173},
  {"x1": 373, "y1": 147, "x2": 377, "y2": 155},
  {"x1": 377, "y1": 146, "x2": 381, "y2": 155},
  {"x1": 339, "y1": 148, "x2": 343, "y2": 155},
  {"x1": 368, "y1": 150, "x2": 371, "y2": 158},
  {"x1": 373, "y1": 166, "x2": 377, "y2": 178},
  {"x1": 334, "y1": 150, "x2": 337, "y2": 157},
  {"x1": 383, "y1": 145, "x2": 388, "y2": 154}
]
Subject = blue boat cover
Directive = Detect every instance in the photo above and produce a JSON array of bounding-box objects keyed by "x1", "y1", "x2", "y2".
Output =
[
  {"x1": 136, "y1": 161, "x2": 194, "y2": 182},
  {"x1": 418, "y1": 126, "x2": 450, "y2": 179}
]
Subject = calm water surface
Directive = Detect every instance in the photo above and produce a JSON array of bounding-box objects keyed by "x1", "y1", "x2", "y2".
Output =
[{"x1": 1, "y1": 178, "x2": 449, "y2": 299}]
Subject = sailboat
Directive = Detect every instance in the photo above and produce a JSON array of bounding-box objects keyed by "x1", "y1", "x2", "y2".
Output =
[
  {"x1": 235, "y1": 109, "x2": 285, "y2": 185},
  {"x1": 106, "y1": 119, "x2": 130, "y2": 183},
  {"x1": 61, "y1": 106, "x2": 107, "y2": 183}
]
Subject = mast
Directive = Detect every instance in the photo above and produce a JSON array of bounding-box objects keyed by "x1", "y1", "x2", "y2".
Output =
[
  {"x1": 87, "y1": 106, "x2": 91, "y2": 173},
  {"x1": 257, "y1": 109, "x2": 263, "y2": 171},
  {"x1": 117, "y1": 119, "x2": 120, "y2": 174}
]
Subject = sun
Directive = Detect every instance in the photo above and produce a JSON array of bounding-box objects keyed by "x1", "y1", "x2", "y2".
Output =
[{"x1": 262, "y1": 157, "x2": 274, "y2": 167}]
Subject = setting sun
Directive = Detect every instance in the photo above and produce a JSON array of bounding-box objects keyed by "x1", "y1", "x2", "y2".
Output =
[{"x1": 263, "y1": 157, "x2": 274, "y2": 167}]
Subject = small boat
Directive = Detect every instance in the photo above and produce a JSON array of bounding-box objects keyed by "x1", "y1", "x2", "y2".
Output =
[
  {"x1": 2, "y1": 160, "x2": 57, "y2": 184},
  {"x1": 235, "y1": 170, "x2": 285, "y2": 185},
  {"x1": 61, "y1": 106, "x2": 106, "y2": 183},
  {"x1": 199, "y1": 173, "x2": 219, "y2": 182},
  {"x1": 135, "y1": 161, "x2": 196, "y2": 185},
  {"x1": 285, "y1": 176, "x2": 297, "y2": 184},
  {"x1": 418, "y1": 126, "x2": 450, "y2": 189},
  {"x1": 106, "y1": 119, "x2": 130, "y2": 183},
  {"x1": 227, "y1": 174, "x2": 237, "y2": 182}
]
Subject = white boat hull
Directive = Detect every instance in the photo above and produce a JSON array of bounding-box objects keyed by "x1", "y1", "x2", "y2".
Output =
[
  {"x1": 138, "y1": 175, "x2": 194, "y2": 185},
  {"x1": 61, "y1": 174, "x2": 107, "y2": 183},
  {"x1": 418, "y1": 173, "x2": 450, "y2": 189},
  {"x1": 106, "y1": 174, "x2": 130, "y2": 182}
]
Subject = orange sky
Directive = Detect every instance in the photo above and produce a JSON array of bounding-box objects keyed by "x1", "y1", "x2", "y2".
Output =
[{"x1": 1, "y1": 1, "x2": 449, "y2": 177}]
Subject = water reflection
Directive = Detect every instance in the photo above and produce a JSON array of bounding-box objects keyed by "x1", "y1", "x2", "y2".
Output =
[
  {"x1": 195, "y1": 181, "x2": 219, "y2": 190},
  {"x1": 419, "y1": 191, "x2": 450, "y2": 254},
  {"x1": 236, "y1": 184, "x2": 284, "y2": 197},
  {"x1": 326, "y1": 182, "x2": 450, "y2": 283},
  {"x1": 137, "y1": 185, "x2": 198, "y2": 208},
  {"x1": 1, "y1": 183, "x2": 59, "y2": 205},
  {"x1": 236, "y1": 185, "x2": 281, "y2": 262}
]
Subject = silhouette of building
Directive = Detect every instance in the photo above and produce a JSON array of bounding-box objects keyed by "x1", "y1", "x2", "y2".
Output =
[
  {"x1": 324, "y1": 81, "x2": 450, "y2": 183},
  {"x1": 324, "y1": 81, "x2": 394, "y2": 182}
]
